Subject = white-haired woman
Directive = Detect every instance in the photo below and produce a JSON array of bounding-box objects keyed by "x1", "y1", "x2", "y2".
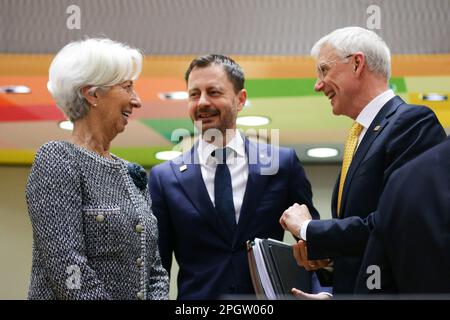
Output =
[{"x1": 26, "y1": 38, "x2": 169, "y2": 300}]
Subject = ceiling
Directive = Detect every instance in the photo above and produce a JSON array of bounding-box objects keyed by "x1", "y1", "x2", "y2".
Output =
[{"x1": 1, "y1": 0, "x2": 449, "y2": 167}]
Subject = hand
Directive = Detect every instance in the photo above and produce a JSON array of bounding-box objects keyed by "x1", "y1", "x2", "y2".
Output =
[
  {"x1": 279, "y1": 203, "x2": 312, "y2": 237},
  {"x1": 292, "y1": 240, "x2": 331, "y2": 271},
  {"x1": 291, "y1": 288, "x2": 332, "y2": 300}
]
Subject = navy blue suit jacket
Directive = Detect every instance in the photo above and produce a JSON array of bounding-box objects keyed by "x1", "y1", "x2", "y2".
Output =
[
  {"x1": 355, "y1": 136, "x2": 450, "y2": 294},
  {"x1": 149, "y1": 138, "x2": 319, "y2": 299},
  {"x1": 306, "y1": 96, "x2": 446, "y2": 294}
]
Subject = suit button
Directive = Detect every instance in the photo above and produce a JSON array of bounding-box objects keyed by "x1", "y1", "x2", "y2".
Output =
[
  {"x1": 137, "y1": 291, "x2": 144, "y2": 300},
  {"x1": 95, "y1": 214, "x2": 105, "y2": 222},
  {"x1": 135, "y1": 224, "x2": 144, "y2": 233},
  {"x1": 137, "y1": 258, "x2": 144, "y2": 267}
]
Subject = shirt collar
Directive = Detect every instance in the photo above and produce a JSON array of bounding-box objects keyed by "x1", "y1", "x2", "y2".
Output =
[
  {"x1": 356, "y1": 89, "x2": 395, "y2": 129},
  {"x1": 198, "y1": 130, "x2": 246, "y2": 165}
]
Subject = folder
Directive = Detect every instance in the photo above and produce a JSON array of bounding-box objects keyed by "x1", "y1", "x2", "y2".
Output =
[{"x1": 247, "y1": 238, "x2": 311, "y2": 299}]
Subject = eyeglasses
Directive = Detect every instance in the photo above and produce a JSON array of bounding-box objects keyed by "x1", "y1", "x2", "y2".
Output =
[{"x1": 316, "y1": 54, "x2": 354, "y2": 80}]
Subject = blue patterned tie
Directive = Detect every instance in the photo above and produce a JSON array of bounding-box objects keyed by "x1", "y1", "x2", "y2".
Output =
[{"x1": 214, "y1": 148, "x2": 237, "y2": 232}]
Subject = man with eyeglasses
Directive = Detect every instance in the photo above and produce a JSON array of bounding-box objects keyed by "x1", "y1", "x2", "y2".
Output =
[{"x1": 280, "y1": 26, "x2": 446, "y2": 296}]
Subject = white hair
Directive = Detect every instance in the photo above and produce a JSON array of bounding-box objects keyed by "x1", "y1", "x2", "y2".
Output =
[
  {"x1": 311, "y1": 26, "x2": 391, "y2": 79},
  {"x1": 47, "y1": 38, "x2": 143, "y2": 121}
]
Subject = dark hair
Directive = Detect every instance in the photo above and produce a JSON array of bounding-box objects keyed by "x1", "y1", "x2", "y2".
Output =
[{"x1": 184, "y1": 54, "x2": 245, "y2": 93}]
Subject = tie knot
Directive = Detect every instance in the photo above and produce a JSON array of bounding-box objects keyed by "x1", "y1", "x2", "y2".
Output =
[
  {"x1": 350, "y1": 122, "x2": 363, "y2": 137},
  {"x1": 212, "y1": 147, "x2": 231, "y2": 164}
]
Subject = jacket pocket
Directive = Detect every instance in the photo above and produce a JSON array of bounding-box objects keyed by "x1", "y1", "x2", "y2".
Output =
[{"x1": 82, "y1": 206, "x2": 125, "y2": 257}]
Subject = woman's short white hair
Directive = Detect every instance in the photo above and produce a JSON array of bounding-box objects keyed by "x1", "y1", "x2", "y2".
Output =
[
  {"x1": 47, "y1": 38, "x2": 143, "y2": 122},
  {"x1": 311, "y1": 26, "x2": 391, "y2": 79}
]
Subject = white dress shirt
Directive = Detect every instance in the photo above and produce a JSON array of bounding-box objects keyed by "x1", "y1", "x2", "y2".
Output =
[
  {"x1": 300, "y1": 89, "x2": 396, "y2": 240},
  {"x1": 198, "y1": 132, "x2": 248, "y2": 223}
]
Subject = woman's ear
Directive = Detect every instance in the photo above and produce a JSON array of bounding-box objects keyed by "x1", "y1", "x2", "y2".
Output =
[{"x1": 81, "y1": 86, "x2": 98, "y2": 107}]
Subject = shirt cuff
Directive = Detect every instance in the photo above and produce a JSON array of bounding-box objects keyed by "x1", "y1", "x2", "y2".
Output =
[
  {"x1": 299, "y1": 219, "x2": 312, "y2": 241},
  {"x1": 317, "y1": 292, "x2": 334, "y2": 298}
]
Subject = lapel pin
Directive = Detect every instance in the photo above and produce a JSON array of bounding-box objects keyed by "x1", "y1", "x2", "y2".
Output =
[
  {"x1": 373, "y1": 125, "x2": 381, "y2": 132},
  {"x1": 179, "y1": 164, "x2": 187, "y2": 172}
]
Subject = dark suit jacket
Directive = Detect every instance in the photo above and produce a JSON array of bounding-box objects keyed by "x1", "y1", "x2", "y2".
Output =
[
  {"x1": 306, "y1": 96, "x2": 446, "y2": 294},
  {"x1": 149, "y1": 138, "x2": 319, "y2": 299},
  {"x1": 355, "y1": 136, "x2": 450, "y2": 294}
]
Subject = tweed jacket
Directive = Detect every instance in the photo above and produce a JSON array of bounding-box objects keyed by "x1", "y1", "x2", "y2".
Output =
[{"x1": 26, "y1": 141, "x2": 169, "y2": 300}]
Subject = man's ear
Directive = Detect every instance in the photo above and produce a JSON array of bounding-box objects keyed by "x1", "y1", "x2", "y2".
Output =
[
  {"x1": 353, "y1": 52, "x2": 365, "y2": 75},
  {"x1": 81, "y1": 86, "x2": 98, "y2": 107},
  {"x1": 237, "y1": 89, "x2": 247, "y2": 112}
]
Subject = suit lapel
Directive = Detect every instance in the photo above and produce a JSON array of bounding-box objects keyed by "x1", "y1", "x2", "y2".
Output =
[
  {"x1": 234, "y1": 139, "x2": 270, "y2": 246},
  {"x1": 339, "y1": 96, "x2": 404, "y2": 216},
  {"x1": 170, "y1": 144, "x2": 231, "y2": 244}
]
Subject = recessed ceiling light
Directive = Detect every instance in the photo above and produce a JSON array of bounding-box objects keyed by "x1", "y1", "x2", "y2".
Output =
[
  {"x1": 236, "y1": 116, "x2": 270, "y2": 126},
  {"x1": 155, "y1": 150, "x2": 182, "y2": 161},
  {"x1": 158, "y1": 91, "x2": 188, "y2": 100},
  {"x1": 58, "y1": 120, "x2": 73, "y2": 131},
  {"x1": 0, "y1": 85, "x2": 31, "y2": 94},
  {"x1": 420, "y1": 93, "x2": 448, "y2": 101},
  {"x1": 306, "y1": 147, "x2": 339, "y2": 158}
]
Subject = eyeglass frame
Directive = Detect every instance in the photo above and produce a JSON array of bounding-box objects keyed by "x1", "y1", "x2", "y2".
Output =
[{"x1": 316, "y1": 54, "x2": 355, "y2": 80}]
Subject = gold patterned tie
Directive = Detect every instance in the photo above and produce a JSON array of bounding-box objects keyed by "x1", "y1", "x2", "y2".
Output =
[{"x1": 337, "y1": 122, "x2": 363, "y2": 216}]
